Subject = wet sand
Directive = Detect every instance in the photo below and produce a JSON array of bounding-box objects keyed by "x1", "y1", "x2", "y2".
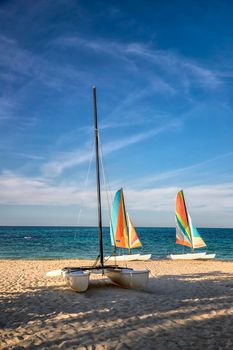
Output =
[{"x1": 1, "y1": 259, "x2": 233, "y2": 349}]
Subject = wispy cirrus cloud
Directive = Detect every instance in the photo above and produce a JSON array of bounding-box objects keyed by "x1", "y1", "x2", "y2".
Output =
[
  {"x1": 0, "y1": 96, "x2": 18, "y2": 121},
  {"x1": 42, "y1": 121, "x2": 180, "y2": 177},
  {"x1": 130, "y1": 151, "x2": 233, "y2": 188},
  {"x1": 55, "y1": 36, "x2": 223, "y2": 90},
  {"x1": 5, "y1": 152, "x2": 45, "y2": 161},
  {"x1": 56, "y1": 118, "x2": 146, "y2": 141},
  {"x1": 53, "y1": 36, "x2": 228, "y2": 133},
  {"x1": 100, "y1": 118, "x2": 148, "y2": 130},
  {"x1": 104, "y1": 82, "x2": 176, "y2": 125},
  {"x1": 42, "y1": 148, "x2": 94, "y2": 178},
  {"x1": 0, "y1": 35, "x2": 92, "y2": 128},
  {"x1": 125, "y1": 43, "x2": 222, "y2": 89},
  {"x1": 0, "y1": 35, "x2": 92, "y2": 94},
  {"x1": 102, "y1": 122, "x2": 180, "y2": 153}
]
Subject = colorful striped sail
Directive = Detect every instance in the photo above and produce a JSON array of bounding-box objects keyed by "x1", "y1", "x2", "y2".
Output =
[
  {"x1": 127, "y1": 213, "x2": 142, "y2": 249},
  {"x1": 175, "y1": 190, "x2": 207, "y2": 250},
  {"x1": 188, "y1": 213, "x2": 206, "y2": 249},
  {"x1": 110, "y1": 188, "x2": 142, "y2": 251},
  {"x1": 110, "y1": 188, "x2": 129, "y2": 249},
  {"x1": 110, "y1": 189, "x2": 121, "y2": 246},
  {"x1": 175, "y1": 190, "x2": 192, "y2": 248}
]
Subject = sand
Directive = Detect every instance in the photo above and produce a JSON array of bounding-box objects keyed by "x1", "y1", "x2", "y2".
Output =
[{"x1": 1, "y1": 259, "x2": 233, "y2": 350}]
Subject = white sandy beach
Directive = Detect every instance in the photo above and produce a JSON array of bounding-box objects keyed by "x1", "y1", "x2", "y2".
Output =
[{"x1": 1, "y1": 259, "x2": 233, "y2": 349}]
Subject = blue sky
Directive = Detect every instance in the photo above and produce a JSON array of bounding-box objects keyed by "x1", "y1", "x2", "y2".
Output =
[{"x1": 0, "y1": 0, "x2": 233, "y2": 227}]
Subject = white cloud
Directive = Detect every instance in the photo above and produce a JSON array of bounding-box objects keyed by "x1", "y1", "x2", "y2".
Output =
[
  {"x1": 0, "y1": 171, "x2": 233, "y2": 227},
  {"x1": 124, "y1": 184, "x2": 233, "y2": 213},
  {"x1": 0, "y1": 170, "x2": 95, "y2": 206},
  {"x1": 42, "y1": 148, "x2": 94, "y2": 177}
]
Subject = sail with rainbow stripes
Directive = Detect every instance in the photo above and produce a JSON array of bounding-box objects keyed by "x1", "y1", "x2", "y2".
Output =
[
  {"x1": 110, "y1": 188, "x2": 142, "y2": 250},
  {"x1": 175, "y1": 190, "x2": 206, "y2": 249}
]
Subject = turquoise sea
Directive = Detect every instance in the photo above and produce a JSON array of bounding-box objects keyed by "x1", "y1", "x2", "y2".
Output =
[{"x1": 0, "y1": 226, "x2": 232, "y2": 260}]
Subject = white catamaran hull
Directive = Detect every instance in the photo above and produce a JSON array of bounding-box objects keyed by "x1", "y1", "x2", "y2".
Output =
[
  {"x1": 198, "y1": 253, "x2": 216, "y2": 259},
  {"x1": 62, "y1": 270, "x2": 90, "y2": 292},
  {"x1": 105, "y1": 253, "x2": 151, "y2": 262},
  {"x1": 168, "y1": 252, "x2": 215, "y2": 260},
  {"x1": 106, "y1": 268, "x2": 149, "y2": 289}
]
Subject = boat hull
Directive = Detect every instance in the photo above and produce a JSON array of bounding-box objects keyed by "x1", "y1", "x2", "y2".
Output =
[
  {"x1": 198, "y1": 253, "x2": 216, "y2": 259},
  {"x1": 62, "y1": 270, "x2": 90, "y2": 292},
  {"x1": 168, "y1": 252, "x2": 215, "y2": 260},
  {"x1": 106, "y1": 268, "x2": 149, "y2": 289},
  {"x1": 105, "y1": 253, "x2": 151, "y2": 262}
]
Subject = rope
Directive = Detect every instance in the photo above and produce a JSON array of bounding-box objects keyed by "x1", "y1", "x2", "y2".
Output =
[
  {"x1": 98, "y1": 132, "x2": 113, "y2": 225},
  {"x1": 98, "y1": 133, "x2": 130, "y2": 267},
  {"x1": 98, "y1": 132, "x2": 130, "y2": 269},
  {"x1": 74, "y1": 140, "x2": 95, "y2": 239},
  {"x1": 98, "y1": 133, "x2": 117, "y2": 255},
  {"x1": 92, "y1": 254, "x2": 100, "y2": 267}
]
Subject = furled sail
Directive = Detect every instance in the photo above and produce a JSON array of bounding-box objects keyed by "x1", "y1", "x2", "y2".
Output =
[
  {"x1": 127, "y1": 214, "x2": 142, "y2": 249},
  {"x1": 175, "y1": 190, "x2": 192, "y2": 247},
  {"x1": 111, "y1": 188, "x2": 129, "y2": 249},
  {"x1": 188, "y1": 214, "x2": 206, "y2": 249}
]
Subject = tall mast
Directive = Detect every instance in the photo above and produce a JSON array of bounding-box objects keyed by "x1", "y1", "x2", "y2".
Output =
[{"x1": 93, "y1": 86, "x2": 104, "y2": 267}]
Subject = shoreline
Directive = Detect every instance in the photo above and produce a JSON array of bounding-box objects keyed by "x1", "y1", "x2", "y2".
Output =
[
  {"x1": 1, "y1": 259, "x2": 233, "y2": 349},
  {"x1": 0, "y1": 256, "x2": 232, "y2": 261}
]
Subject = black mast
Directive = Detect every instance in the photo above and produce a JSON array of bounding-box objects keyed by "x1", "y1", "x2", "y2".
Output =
[{"x1": 93, "y1": 86, "x2": 104, "y2": 267}]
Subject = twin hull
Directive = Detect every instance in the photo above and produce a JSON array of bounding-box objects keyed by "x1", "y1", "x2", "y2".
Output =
[
  {"x1": 62, "y1": 267, "x2": 149, "y2": 292},
  {"x1": 105, "y1": 268, "x2": 149, "y2": 289},
  {"x1": 62, "y1": 270, "x2": 90, "y2": 292}
]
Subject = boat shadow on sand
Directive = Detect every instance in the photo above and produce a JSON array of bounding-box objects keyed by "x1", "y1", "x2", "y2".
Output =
[{"x1": 1, "y1": 272, "x2": 233, "y2": 349}]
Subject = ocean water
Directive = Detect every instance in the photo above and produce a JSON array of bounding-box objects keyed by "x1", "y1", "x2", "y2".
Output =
[{"x1": 0, "y1": 226, "x2": 232, "y2": 260}]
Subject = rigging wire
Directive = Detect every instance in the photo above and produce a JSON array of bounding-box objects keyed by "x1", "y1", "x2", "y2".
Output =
[
  {"x1": 98, "y1": 132, "x2": 124, "y2": 265},
  {"x1": 74, "y1": 140, "x2": 95, "y2": 239},
  {"x1": 98, "y1": 133, "x2": 118, "y2": 257},
  {"x1": 98, "y1": 132, "x2": 114, "y2": 229},
  {"x1": 98, "y1": 132, "x2": 143, "y2": 265}
]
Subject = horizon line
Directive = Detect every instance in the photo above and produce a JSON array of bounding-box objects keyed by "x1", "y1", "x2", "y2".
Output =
[{"x1": 0, "y1": 225, "x2": 231, "y2": 229}]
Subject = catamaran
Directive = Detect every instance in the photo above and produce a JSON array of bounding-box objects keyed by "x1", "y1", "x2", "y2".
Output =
[
  {"x1": 105, "y1": 188, "x2": 151, "y2": 262},
  {"x1": 168, "y1": 190, "x2": 216, "y2": 260},
  {"x1": 46, "y1": 87, "x2": 150, "y2": 291}
]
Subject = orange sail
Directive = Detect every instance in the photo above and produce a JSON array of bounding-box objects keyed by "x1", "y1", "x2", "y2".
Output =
[
  {"x1": 114, "y1": 189, "x2": 129, "y2": 248},
  {"x1": 127, "y1": 214, "x2": 142, "y2": 249},
  {"x1": 175, "y1": 190, "x2": 192, "y2": 247}
]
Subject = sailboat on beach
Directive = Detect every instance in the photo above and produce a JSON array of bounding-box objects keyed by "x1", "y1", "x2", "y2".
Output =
[
  {"x1": 46, "y1": 87, "x2": 150, "y2": 291},
  {"x1": 168, "y1": 190, "x2": 216, "y2": 260},
  {"x1": 106, "y1": 188, "x2": 151, "y2": 261}
]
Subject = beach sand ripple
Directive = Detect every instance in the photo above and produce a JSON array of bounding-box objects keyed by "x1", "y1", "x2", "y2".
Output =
[{"x1": 1, "y1": 259, "x2": 233, "y2": 349}]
